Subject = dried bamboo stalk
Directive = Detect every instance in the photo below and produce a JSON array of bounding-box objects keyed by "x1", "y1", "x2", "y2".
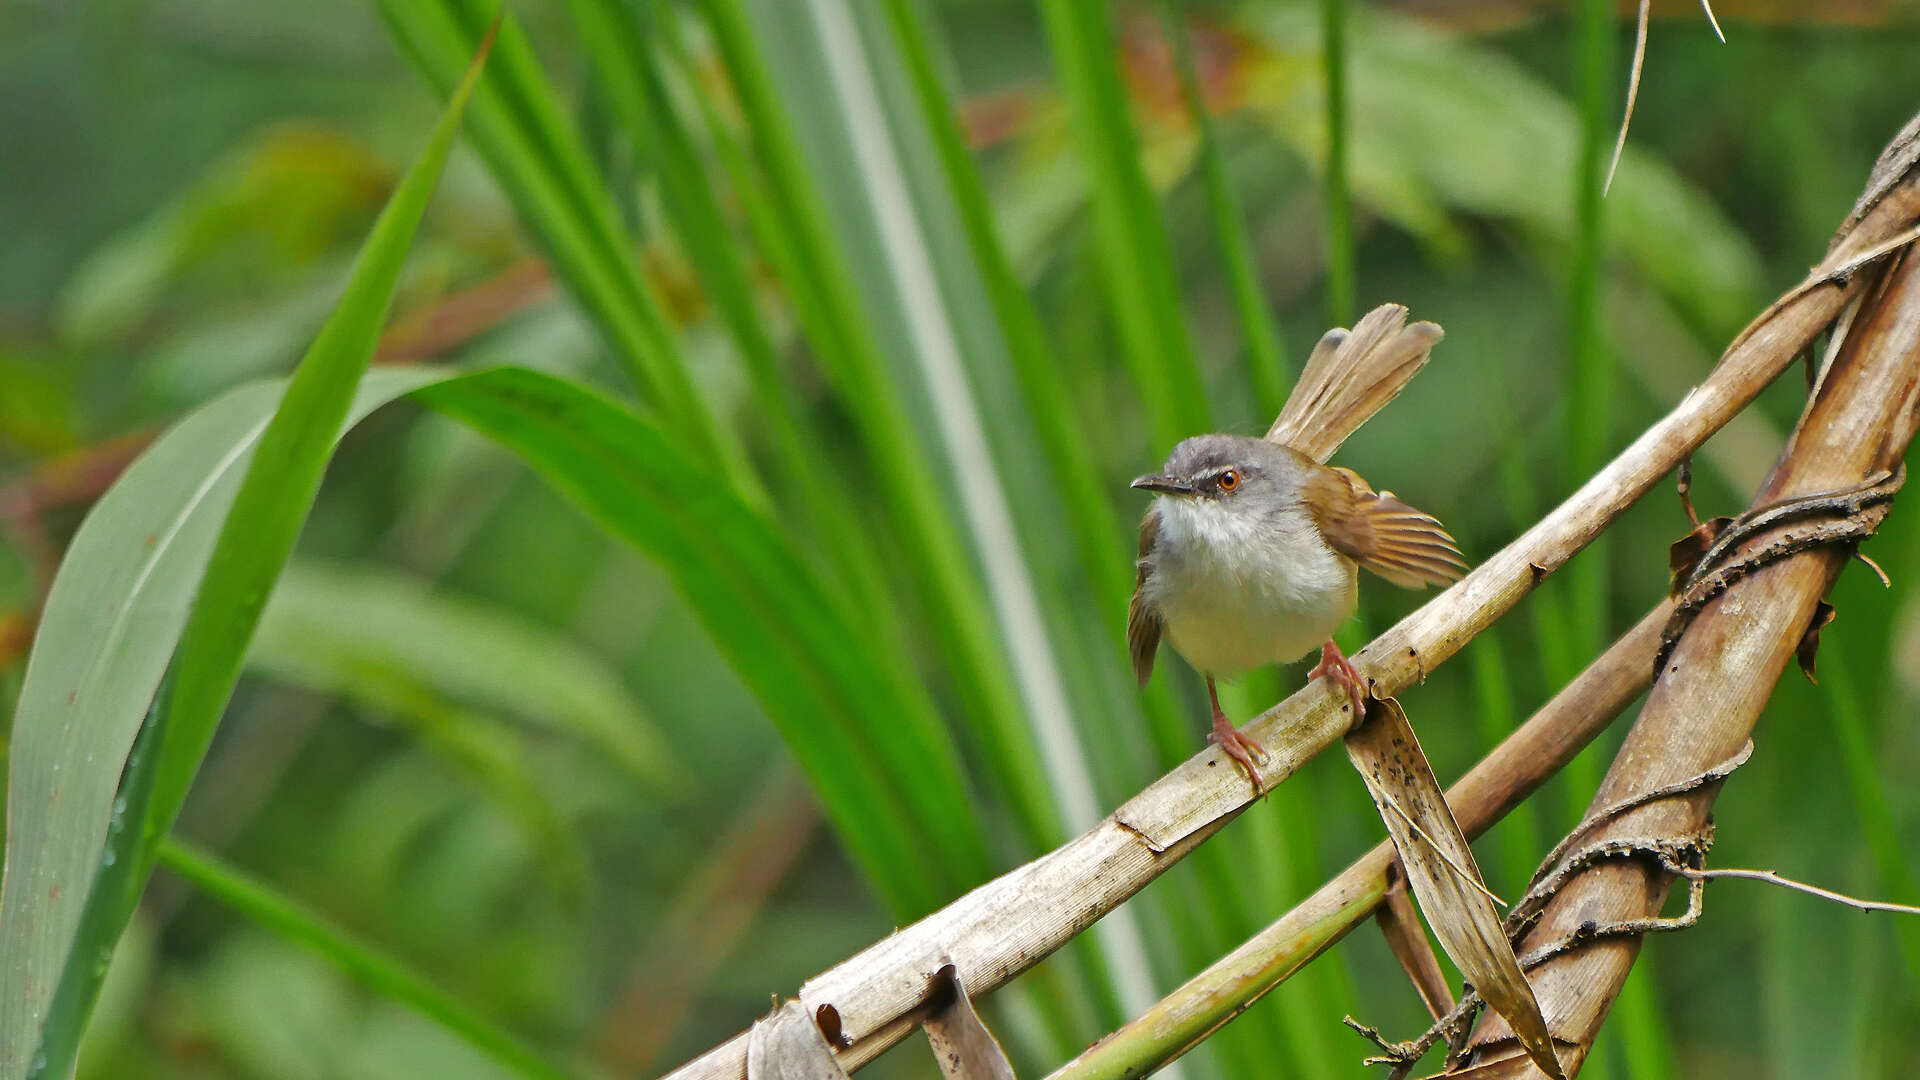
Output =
[
  {"x1": 1456, "y1": 166, "x2": 1920, "y2": 1080},
  {"x1": 1046, "y1": 604, "x2": 1667, "y2": 1080},
  {"x1": 661, "y1": 117, "x2": 1920, "y2": 1080}
]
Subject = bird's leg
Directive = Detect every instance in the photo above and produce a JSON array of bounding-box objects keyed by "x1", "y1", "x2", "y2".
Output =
[
  {"x1": 1309, "y1": 639, "x2": 1369, "y2": 720},
  {"x1": 1206, "y1": 675, "x2": 1267, "y2": 795}
]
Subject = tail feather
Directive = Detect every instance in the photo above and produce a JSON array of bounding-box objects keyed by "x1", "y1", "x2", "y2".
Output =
[{"x1": 1265, "y1": 303, "x2": 1443, "y2": 462}]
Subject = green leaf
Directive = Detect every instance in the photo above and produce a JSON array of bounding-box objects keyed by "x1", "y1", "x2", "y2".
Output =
[
  {"x1": 251, "y1": 560, "x2": 680, "y2": 795},
  {"x1": 0, "y1": 374, "x2": 443, "y2": 1080},
  {"x1": 562, "y1": 0, "x2": 895, "y2": 628},
  {"x1": 1157, "y1": 0, "x2": 1289, "y2": 418},
  {"x1": 1036, "y1": 0, "x2": 1211, "y2": 450},
  {"x1": 1, "y1": 372, "x2": 441, "y2": 1080},
  {"x1": 7, "y1": 25, "x2": 495, "y2": 1076},
  {"x1": 413, "y1": 367, "x2": 990, "y2": 913},
  {"x1": 1241, "y1": 6, "x2": 1763, "y2": 334},
  {"x1": 374, "y1": 0, "x2": 756, "y2": 494},
  {"x1": 695, "y1": 0, "x2": 1063, "y2": 853},
  {"x1": 6, "y1": 340, "x2": 994, "y2": 1080},
  {"x1": 1318, "y1": 0, "x2": 1354, "y2": 326},
  {"x1": 875, "y1": 0, "x2": 1136, "y2": 632}
]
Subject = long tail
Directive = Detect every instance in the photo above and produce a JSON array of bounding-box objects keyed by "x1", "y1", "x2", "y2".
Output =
[{"x1": 1265, "y1": 303, "x2": 1443, "y2": 462}]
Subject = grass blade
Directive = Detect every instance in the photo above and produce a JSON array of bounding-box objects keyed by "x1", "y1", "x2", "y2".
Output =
[
  {"x1": 800, "y1": 0, "x2": 1102, "y2": 840},
  {"x1": 15, "y1": 27, "x2": 497, "y2": 1079},
  {"x1": 157, "y1": 837, "x2": 570, "y2": 1080},
  {"x1": 374, "y1": 0, "x2": 754, "y2": 492},
  {"x1": 1158, "y1": 1, "x2": 1289, "y2": 419},
  {"x1": 1319, "y1": 0, "x2": 1354, "y2": 325},
  {"x1": 875, "y1": 0, "x2": 1129, "y2": 610},
  {"x1": 695, "y1": 0, "x2": 1063, "y2": 854},
  {"x1": 871, "y1": 0, "x2": 1213, "y2": 817},
  {"x1": 1036, "y1": 0, "x2": 1210, "y2": 451},
  {"x1": 414, "y1": 366, "x2": 991, "y2": 915},
  {"x1": 562, "y1": 0, "x2": 892, "y2": 625}
]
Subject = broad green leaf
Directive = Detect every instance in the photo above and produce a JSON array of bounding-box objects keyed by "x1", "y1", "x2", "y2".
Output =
[
  {"x1": 6, "y1": 342, "x2": 992, "y2": 1080},
  {"x1": 7, "y1": 25, "x2": 495, "y2": 1077},
  {"x1": 251, "y1": 560, "x2": 680, "y2": 795},
  {"x1": 0, "y1": 366, "x2": 442, "y2": 1080}
]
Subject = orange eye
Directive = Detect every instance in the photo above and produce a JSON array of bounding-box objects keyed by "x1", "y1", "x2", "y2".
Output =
[{"x1": 1217, "y1": 470, "x2": 1240, "y2": 492}]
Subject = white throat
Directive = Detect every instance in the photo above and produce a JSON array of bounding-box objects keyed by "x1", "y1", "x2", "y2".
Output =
[{"x1": 1145, "y1": 495, "x2": 1357, "y2": 676}]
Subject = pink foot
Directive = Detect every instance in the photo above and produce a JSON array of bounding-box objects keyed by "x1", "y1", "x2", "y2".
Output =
[
  {"x1": 1205, "y1": 674, "x2": 1267, "y2": 796},
  {"x1": 1309, "y1": 640, "x2": 1370, "y2": 720},
  {"x1": 1209, "y1": 710, "x2": 1269, "y2": 796}
]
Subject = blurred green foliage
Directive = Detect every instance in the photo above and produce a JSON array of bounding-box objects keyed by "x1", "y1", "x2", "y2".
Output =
[{"x1": 3, "y1": 2, "x2": 1919, "y2": 1079}]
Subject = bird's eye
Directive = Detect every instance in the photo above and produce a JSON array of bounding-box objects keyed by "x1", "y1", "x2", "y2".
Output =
[{"x1": 1217, "y1": 470, "x2": 1240, "y2": 492}]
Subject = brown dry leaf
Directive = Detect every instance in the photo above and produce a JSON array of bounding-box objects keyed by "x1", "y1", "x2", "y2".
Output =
[
  {"x1": 923, "y1": 963, "x2": 1017, "y2": 1080},
  {"x1": 1377, "y1": 877, "x2": 1455, "y2": 1023},
  {"x1": 1345, "y1": 698, "x2": 1565, "y2": 1080},
  {"x1": 746, "y1": 999, "x2": 851, "y2": 1079},
  {"x1": 1418, "y1": 1055, "x2": 1559, "y2": 1080},
  {"x1": 1796, "y1": 600, "x2": 1839, "y2": 683},
  {"x1": 1666, "y1": 516, "x2": 1731, "y2": 595}
]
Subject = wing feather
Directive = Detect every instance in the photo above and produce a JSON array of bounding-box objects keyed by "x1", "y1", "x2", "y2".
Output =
[
  {"x1": 1303, "y1": 466, "x2": 1467, "y2": 589},
  {"x1": 1127, "y1": 508, "x2": 1164, "y2": 685}
]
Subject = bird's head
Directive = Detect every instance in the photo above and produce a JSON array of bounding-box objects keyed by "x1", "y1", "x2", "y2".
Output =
[{"x1": 1130, "y1": 433, "x2": 1294, "y2": 505}]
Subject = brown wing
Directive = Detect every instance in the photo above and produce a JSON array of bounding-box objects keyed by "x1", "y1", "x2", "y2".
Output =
[
  {"x1": 1127, "y1": 508, "x2": 1164, "y2": 685},
  {"x1": 1303, "y1": 465, "x2": 1468, "y2": 588},
  {"x1": 1265, "y1": 303, "x2": 1444, "y2": 463}
]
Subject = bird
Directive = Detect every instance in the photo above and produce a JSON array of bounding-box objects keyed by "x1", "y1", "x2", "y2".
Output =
[{"x1": 1127, "y1": 304, "x2": 1467, "y2": 793}]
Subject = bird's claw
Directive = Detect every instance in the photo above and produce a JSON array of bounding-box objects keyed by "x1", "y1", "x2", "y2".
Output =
[
  {"x1": 1309, "y1": 640, "x2": 1369, "y2": 721},
  {"x1": 1209, "y1": 714, "x2": 1268, "y2": 797}
]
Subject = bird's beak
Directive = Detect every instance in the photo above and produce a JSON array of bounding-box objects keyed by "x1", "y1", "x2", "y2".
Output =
[{"x1": 1130, "y1": 473, "x2": 1195, "y2": 496}]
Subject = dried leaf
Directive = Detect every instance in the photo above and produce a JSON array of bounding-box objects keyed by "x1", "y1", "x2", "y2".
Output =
[
  {"x1": 1667, "y1": 516, "x2": 1731, "y2": 595},
  {"x1": 1377, "y1": 876, "x2": 1455, "y2": 1023},
  {"x1": 923, "y1": 963, "x2": 1016, "y2": 1080},
  {"x1": 1796, "y1": 600, "x2": 1838, "y2": 684},
  {"x1": 1345, "y1": 699, "x2": 1565, "y2": 1080},
  {"x1": 1418, "y1": 1055, "x2": 1554, "y2": 1080},
  {"x1": 747, "y1": 999, "x2": 851, "y2": 1080}
]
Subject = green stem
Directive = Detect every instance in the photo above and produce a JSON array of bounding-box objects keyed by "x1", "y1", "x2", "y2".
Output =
[
  {"x1": 1159, "y1": 0, "x2": 1288, "y2": 418},
  {"x1": 1566, "y1": 0, "x2": 1618, "y2": 671},
  {"x1": 1320, "y1": 0, "x2": 1353, "y2": 326}
]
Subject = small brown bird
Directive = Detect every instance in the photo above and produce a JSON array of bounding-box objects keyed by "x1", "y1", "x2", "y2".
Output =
[{"x1": 1127, "y1": 305, "x2": 1467, "y2": 792}]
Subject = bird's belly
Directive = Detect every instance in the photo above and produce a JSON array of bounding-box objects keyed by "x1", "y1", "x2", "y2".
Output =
[{"x1": 1152, "y1": 525, "x2": 1357, "y2": 677}]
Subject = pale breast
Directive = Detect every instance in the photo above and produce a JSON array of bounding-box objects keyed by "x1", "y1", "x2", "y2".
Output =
[{"x1": 1144, "y1": 495, "x2": 1358, "y2": 677}]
